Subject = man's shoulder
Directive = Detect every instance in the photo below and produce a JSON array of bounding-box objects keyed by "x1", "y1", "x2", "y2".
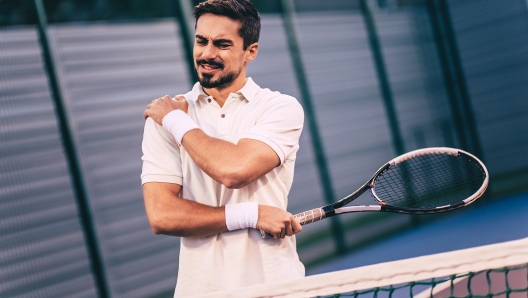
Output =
[
  {"x1": 143, "y1": 117, "x2": 179, "y2": 146},
  {"x1": 255, "y1": 87, "x2": 302, "y2": 110},
  {"x1": 261, "y1": 92, "x2": 304, "y2": 119}
]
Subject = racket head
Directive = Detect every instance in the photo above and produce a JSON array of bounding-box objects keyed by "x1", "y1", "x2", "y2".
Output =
[{"x1": 370, "y1": 147, "x2": 489, "y2": 214}]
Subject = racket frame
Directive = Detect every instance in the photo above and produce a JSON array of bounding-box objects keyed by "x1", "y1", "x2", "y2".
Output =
[
  {"x1": 262, "y1": 147, "x2": 489, "y2": 237},
  {"x1": 296, "y1": 147, "x2": 488, "y2": 225}
]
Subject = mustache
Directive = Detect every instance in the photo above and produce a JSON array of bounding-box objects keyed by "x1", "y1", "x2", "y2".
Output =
[{"x1": 196, "y1": 58, "x2": 224, "y2": 69}]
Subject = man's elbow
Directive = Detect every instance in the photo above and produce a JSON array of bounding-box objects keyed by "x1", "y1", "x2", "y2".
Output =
[
  {"x1": 147, "y1": 215, "x2": 181, "y2": 236},
  {"x1": 149, "y1": 221, "x2": 164, "y2": 235},
  {"x1": 221, "y1": 171, "x2": 250, "y2": 189},
  {"x1": 148, "y1": 218, "x2": 166, "y2": 235},
  {"x1": 222, "y1": 179, "x2": 246, "y2": 189}
]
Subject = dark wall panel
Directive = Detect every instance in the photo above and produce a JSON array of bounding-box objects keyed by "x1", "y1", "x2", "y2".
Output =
[
  {"x1": 374, "y1": 7, "x2": 458, "y2": 151},
  {"x1": 47, "y1": 20, "x2": 190, "y2": 298},
  {"x1": 448, "y1": 0, "x2": 528, "y2": 174},
  {"x1": 0, "y1": 27, "x2": 97, "y2": 298}
]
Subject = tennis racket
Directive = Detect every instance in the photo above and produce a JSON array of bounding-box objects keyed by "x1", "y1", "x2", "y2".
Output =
[{"x1": 261, "y1": 147, "x2": 488, "y2": 238}]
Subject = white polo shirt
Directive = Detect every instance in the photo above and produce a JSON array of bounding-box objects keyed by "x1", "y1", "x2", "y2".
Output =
[{"x1": 141, "y1": 78, "x2": 305, "y2": 297}]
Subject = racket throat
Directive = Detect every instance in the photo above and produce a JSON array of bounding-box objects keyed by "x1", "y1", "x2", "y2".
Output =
[{"x1": 322, "y1": 205, "x2": 336, "y2": 217}]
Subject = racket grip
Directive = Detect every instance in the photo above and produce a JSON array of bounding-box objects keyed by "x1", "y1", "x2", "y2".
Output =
[
  {"x1": 260, "y1": 208, "x2": 326, "y2": 239},
  {"x1": 294, "y1": 208, "x2": 326, "y2": 225}
]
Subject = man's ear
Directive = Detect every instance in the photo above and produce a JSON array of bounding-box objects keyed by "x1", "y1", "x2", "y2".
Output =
[{"x1": 245, "y1": 42, "x2": 259, "y2": 62}]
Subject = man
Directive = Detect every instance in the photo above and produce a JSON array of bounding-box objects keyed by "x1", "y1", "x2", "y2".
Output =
[{"x1": 141, "y1": 0, "x2": 305, "y2": 296}]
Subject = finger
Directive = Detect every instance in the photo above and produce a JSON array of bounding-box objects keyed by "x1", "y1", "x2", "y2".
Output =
[
  {"x1": 174, "y1": 95, "x2": 185, "y2": 102},
  {"x1": 285, "y1": 220, "x2": 293, "y2": 237},
  {"x1": 272, "y1": 228, "x2": 282, "y2": 240},
  {"x1": 292, "y1": 217, "x2": 302, "y2": 234},
  {"x1": 280, "y1": 227, "x2": 286, "y2": 239},
  {"x1": 163, "y1": 95, "x2": 171, "y2": 101}
]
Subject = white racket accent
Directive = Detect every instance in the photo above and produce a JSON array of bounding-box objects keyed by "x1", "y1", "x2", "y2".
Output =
[
  {"x1": 335, "y1": 206, "x2": 381, "y2": 214},
  {"x1": 459, "y1": 149, "x2": 489, "y2": 205},
  {"x1": 389, "y1": 147, "x2": 459, "y2": 166}
]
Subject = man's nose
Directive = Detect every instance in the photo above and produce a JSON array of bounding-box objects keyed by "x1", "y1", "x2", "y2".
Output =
[{"x1": 200, "y1": 43, "x2": 218, "y2": 60}]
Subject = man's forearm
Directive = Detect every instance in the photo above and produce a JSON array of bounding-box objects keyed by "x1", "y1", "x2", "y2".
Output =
[
  {"x1": 182, "y1": 129, "x2": 278, "y2": 188},
  {"x1": 143, "y1": 183, "x2": 227, "y2": 237},
  {"x1": 143, "y1": 182, "x2": 302, "y2": 239},
  {"x1": 182, "y1": 129, "x2": 245, "y2": 187}
]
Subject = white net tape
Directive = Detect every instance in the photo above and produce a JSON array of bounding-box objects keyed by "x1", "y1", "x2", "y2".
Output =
[{"x1": 195, "y1": 237, "x2": 528, "y2": 298}]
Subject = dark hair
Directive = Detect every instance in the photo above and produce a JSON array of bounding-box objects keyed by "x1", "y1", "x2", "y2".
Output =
[{"x1": 194, "y1": 0, "x2": 261, "y2": 50}]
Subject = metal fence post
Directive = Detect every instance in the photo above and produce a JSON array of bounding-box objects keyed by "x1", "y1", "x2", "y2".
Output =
[
  {"x1": 425, "y1": 0, "x2": 484, "y2": 160},
  {"x1": 425, "y1": 0, "x2": 471, "y2": 152},
  {"x1": 279, "y1": 0, "x2": 347, "y2": 254},
  {"x1": 32, "y1": 0, "x2": 109, "y2": 297},
  {"x1": 359, "y1": 0, "x2": 405, "y2": 156},
  {"x1": 437, "y1": 0, "x2": 484, "y2": 159},
  {"x1": 175, "y1": 0, "x2": 198, "y2": 84}
]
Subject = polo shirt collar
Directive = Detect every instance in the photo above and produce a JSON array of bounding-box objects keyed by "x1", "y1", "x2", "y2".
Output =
[
  {"x1": 188, "y1": 82, "x2": 208, "y2": 102},
  {"x1": 189, "y1": 77, "x2": 260, "y2": 102},
  {"x1": 237, "y1": 77, "x2": 259, "y2": 102}
]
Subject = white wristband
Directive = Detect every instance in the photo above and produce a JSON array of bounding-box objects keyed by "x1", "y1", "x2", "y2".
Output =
[
  {"x1": 162, "y1": 110, "x2": 200, "y2": 145},
  {"x1": 225, "y1": 202, "x2": 259, "y2": 231}
]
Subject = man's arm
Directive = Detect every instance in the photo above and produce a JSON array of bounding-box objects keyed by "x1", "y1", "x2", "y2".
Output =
[
  {"x1": 182, "y1": 130, "x2": 278, "y2": 189},
  {"x1": 143, "y1": 182, "x2": 299, "y2": 238},
  {"x1": 144, "y1": 95, "x2": 280, "y2": 189},
  {"x1": 142, "y1": 95, "x2": 303, "y2": 238},
  {"x1": 143, "y1": 182, "x2": 226, "y2": 237}
]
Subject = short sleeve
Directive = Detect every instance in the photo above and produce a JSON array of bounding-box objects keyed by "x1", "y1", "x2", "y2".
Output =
[
  {"x1": 141, "y1": 117, "x2": 183, "y2": 186},
  {"x1": 241, "y1": 95, "x2": 304, "y2": 165}
]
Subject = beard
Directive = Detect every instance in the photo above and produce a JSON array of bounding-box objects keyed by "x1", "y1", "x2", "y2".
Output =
[{"x1": 195, "y1": 58, "x2": 242, "y2": 89}]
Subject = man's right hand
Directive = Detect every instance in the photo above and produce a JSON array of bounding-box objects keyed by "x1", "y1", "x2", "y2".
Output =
[
  {"x1": 143, "y1": 95, "x2": 188, "y2": 125},
  {"x1": 256, "y1": 205, "x2": 302, "y2": 239}
]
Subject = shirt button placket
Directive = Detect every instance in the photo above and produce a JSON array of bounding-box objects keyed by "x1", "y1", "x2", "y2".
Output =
[{"x1": 218, "y1": 112, "x2": 228, "y2": 137}]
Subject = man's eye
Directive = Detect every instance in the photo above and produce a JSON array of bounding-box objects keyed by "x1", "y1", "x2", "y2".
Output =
[
  {"x1": 218, "y1": 44, "x2": 230, "y2": 49},
  {"x1": 196, "y1": 40, "x2": 207, "y2": 45}
]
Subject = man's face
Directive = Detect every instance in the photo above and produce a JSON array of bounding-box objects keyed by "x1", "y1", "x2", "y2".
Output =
[{"x1": 193, "y1": 13, "x2": 249, "y2": 89}]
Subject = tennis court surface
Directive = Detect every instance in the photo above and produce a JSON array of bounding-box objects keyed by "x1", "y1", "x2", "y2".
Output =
[{"x1": 197, "y1": 192, "x2": 528, "y2": 297}]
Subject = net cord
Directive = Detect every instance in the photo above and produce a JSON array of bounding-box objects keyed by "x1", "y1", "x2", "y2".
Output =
[{"x1": 194, "y1": 237, "x2": 528, "y2": 298}]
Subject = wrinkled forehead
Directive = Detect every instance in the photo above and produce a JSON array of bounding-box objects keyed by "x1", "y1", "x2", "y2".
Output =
[{"x1": 195, "y1": 13, "x2": 242, "y2": 42}]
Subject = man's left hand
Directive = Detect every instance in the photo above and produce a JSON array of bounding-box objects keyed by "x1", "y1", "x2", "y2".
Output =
[{"x1": 144, "y1": 95, "x2": 188, "y2": 125}]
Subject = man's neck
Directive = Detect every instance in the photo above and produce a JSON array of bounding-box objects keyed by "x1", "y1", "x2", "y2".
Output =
[{"x1": 203, "y1": 74, "x2": 247, "y2": 107}]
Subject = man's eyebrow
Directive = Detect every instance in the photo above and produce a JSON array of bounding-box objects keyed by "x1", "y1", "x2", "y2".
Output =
[
  {"x1": 195, "y1": 34, "x2": 233, "y2": 44},
  {"x1": 213, "y1": 38, "x2": 233, "y2": 44}
]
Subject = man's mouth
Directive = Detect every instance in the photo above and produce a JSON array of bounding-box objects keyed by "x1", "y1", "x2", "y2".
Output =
[
  {"x1": 197, "y1": 59, "x2": 224, "y2": 72},
  {"x1": 201, "y1": 64, "x2": 220, "y2": 70}
]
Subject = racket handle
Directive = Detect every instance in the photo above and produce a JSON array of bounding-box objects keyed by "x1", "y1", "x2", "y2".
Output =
[
  {"x1": 294, "y1": 208, "x2": 326, "y2": 225},
  {"x1": 260, "y1": 208, "x2": 326, "y2": 239}
]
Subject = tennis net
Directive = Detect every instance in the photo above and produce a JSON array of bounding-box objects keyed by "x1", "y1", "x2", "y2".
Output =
[{"x1": 196, "y1": 237, "x2": 528, "y2": 297}]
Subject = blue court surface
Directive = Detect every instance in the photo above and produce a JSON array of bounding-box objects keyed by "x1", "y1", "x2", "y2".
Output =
[{"x1": 308, "y1": 192, "x2": 528, "y2": 275}]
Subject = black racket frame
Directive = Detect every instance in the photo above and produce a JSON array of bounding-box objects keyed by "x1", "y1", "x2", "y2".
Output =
[{"x1": 321, "y1": 151, "x2": 486, "y2": 217}]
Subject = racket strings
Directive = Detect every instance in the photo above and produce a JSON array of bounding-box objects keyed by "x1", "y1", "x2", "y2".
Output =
[{"x1": 373, "y1": 153, "x2": 486, "y2": 209}]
